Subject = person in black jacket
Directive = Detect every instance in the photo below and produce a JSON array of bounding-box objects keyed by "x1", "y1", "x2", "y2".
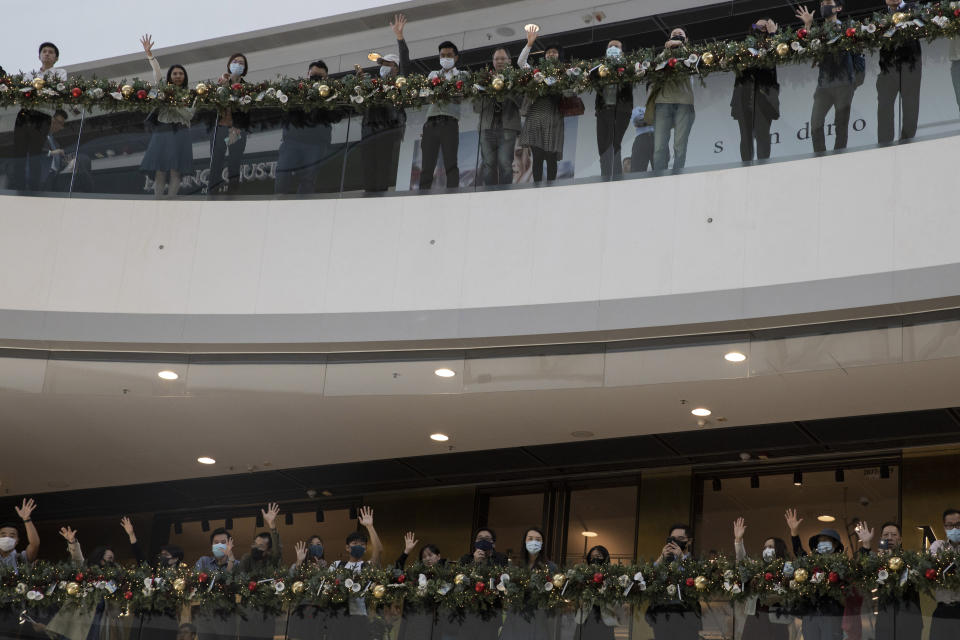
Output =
[
  {"x1": 594, "y1": 40, "x2": 633, "y2": 179},
  {"x1": 457, "y1": 527, "x2": 508, "y2": 566},
  {"x1": 275, "y1": 61, "x2": 345, "y2": 194},
  {"x1": 731, "y1": 19, "x2": 780, "y2": 161},
  {"x1": 855, "y1": 520, "x2": 923, "y2": 640},
  {"x1": 785, "y1": 508, "x2": 847, "y2": 640},
  {"x1": 877, "y1": 0, "x2": 922, "y2": 144},
  {"x1": 360, "y1": 14, "x2": 411, "y2": 193}
]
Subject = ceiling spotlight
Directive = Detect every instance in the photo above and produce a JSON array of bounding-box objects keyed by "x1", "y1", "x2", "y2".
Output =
[
  {"x1": 724, "y1": 352, "x2": 747, "y2": 363},
  {"x1": 224, "y1": 518, "x2": 233, "y2": 530},
  {"x1": 197, "y1": 457, "x2": 216, "y2": 465},
  {"x1": 712, "y1": 477, "x2": 722, "y2": 492},
  {"x1": 581, "y1": 531, "x2": 598, "y2": 538},
  {"x1": 880, "y1": 464, "x2": 891, "y2": 479},
  {"x1": 571, "y1": 430, "x2": 594, "y2": 438},
  {"x1": 158, "y1": 370, "x2": 179, "y2": 380},
  {"x1": 818, "y1": 515, "x2": 836, "y2": 522},
  {"x1": 349, "y1": 506, "x2": 358, "y2": 520},
  {"x1": 173, "y1": 521, "x2": 183, "y2": 535},
  {"x1": 201, "y1": 520, "x2": 210, "y2": 532},
  {"x1": 285, "y1": 512, "x2": 294, "y2": 526},
  {"x1": 835, "y1": 468, "x2": 845, "y2": 483},
  {"x1": 793, "y1": 471, "x2": 803, "y2": 487},
  {"x1": 691, "y1": 408, "x2": 712, "y2": 417},
  {"x1": 430, "y1": 433, "x2": 450, "y2": 442},
  {"x1": 750, "y1": 474, "x2": 760, "y2": 489},
  {"x1": 434, "y1": 368, "x2": 456, "y2": 378},
  {"x1": 256, "y1": 512, "x2": 264, "y2": 528},
  {"x1": 315, "y1": 509, "x2": 325, "y2": 523}
]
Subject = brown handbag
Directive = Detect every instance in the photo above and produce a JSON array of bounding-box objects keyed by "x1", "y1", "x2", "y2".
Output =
[{"x1": 558, "y1": 95, "x2": 586, "y2": 117}]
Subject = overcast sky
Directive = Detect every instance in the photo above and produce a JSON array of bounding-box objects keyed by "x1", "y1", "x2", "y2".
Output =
[{"x1": 2, "y1": 0, "x2": 396, "y2": 74}]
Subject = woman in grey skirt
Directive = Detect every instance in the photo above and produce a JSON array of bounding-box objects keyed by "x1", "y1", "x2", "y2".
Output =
[
  {"x1": 518, "y1": 26, "x2": 564, "y2": 183},
  {"x1": 139, "y1": 34, "x2": 194, "y2": 198}
]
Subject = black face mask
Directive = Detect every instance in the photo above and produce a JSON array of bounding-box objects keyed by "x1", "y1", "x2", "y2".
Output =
[
  {"x1": 475, "y1": 539, "x2": 494, "y2": 552},
  {"x1": 587, "y1": 556, "x2": 604, "y2": 565},
  {"x1": 251, "y1": 547, "x2": 264, "y2": 559},
  {"x1": 820, "y1": 5, "x2": 838, "y2": 18}
]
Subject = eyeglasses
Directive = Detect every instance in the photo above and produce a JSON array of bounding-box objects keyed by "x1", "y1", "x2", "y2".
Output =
[{"x1": 945, "y1": 523, "x2": 960, "y2": 530}]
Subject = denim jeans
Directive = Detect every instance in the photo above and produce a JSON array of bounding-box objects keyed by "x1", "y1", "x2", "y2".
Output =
[
  {"x1": 480, "y1": 128, "x2": 517, "y2": 186},
  {"x1": 653, "y1": 103, "x2": 695, "y2": 171}
]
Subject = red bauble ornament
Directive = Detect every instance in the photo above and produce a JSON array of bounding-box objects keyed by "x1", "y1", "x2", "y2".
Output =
[
  {"x1": 954, "y1": 9, "x2": 960, "y2": 17},
  {"x1": 298, "y1": 82, "x2": 304, "y2": 89},
  {"x1": 926, "y1": 568, "x2": 938, "y2": 580},
  {"x1": 845, "y1": 27, "x2": 857, "y2": 37},
  {"x1": 617, "y1": 67, "x2": 625, "y2": 74},
  {"x1": 668, "y1": 58, "x2": 678, "y2": 68},
  {"x1": 248, "y1": 581, "x2": 258, "y2": 592},
  {"x1": 764, "y1": 572, "x2": 775, "y2": 582},
  {"x1": 136, "y1": 89, "x2": 147, "y2": 100},
  {"x1": 685, "y1": 577, "x2": 695, "y2": 587},
  {"x1": 474, "y1": 581, "x2": 485, "y2": 593},
  {"x1": 431, "y1": 77, "x2": 442, "y2": 86},
  {"x1": 198, "y1": 573, "x2": 209, "y2": 583},
  {"x1": 397, "y1": 575, "x2": 406, "y2": 583},
  {"x1": 75, "y1": 573, "x2": 84, "y2": 581},
  {"x1": 124, "y1": 591, "x2": 133, "y2": 600},
  {"x1": 71, "y1": 87, "x2": 82, "y2": 98},
  {"x1": 455, "y1": 80, "x2": 464, "y2": 90},
  {"x1": 533, "y1": 68, "x2": 540, "y2": 74},
  {"x1": 828, "y1": 572, "x2": 839, "y2": 584},
  {"x1": 798, "y1": 28, "x2": 808, "y2": 39},
  {"x1": 24, "y1": 91, "x2": 32, "y2": 98},
  {"x1": 593, "y1": 573, "x2": 604, "y2": 584}
]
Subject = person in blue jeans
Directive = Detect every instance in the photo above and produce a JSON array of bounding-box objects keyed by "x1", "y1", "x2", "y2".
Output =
[
  {"x1": 475, "y1": 47, "x2": 522, "y2": 186},
  {"x1": 652, "y1": 28, "x2": 695, "y2": 171}
]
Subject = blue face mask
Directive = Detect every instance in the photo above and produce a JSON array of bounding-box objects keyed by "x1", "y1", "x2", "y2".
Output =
[
  {"x1": 947, "y1": 528, "x2": 960, "y2": 543},
  {"x1": 309, "y1": 544, "x2": 324, "y2": 558},
  {"x1": 606, "y1": 46, "x2": 622, "y2": 59},
  {"x1": 817, "y1": 541, "x2": 835, "y2": 554},
  {"x1": 212, "y1": 543, "x2": 228, "y2": 558},
  {"x1": 349, "y1": 545, "x2": 366, "y2": 559}
]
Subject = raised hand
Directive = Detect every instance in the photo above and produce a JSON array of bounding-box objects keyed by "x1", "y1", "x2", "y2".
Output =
[
  {"x1": 59, "y1": 526, "x2": 78, "y2": 544},
  {"x1": 225, "y1": 537, "x2": 235, "y2": 559},
  {"x1": 795, "y1": 6, "x2": 815, "y2": 27},
  {"x1": 295, "y1": 540, "x2": 307, "y2": 563},
  {"x1": 120, "y1": 516, "x2": 136, "y2": 542},
  {"x1": 733, "y1": 517, "x2": 747, "y2": 542},
  {"x1": 766, "y1": 19, "x2": 779, "y2": 34},
  {"x1": 262, "y1": 502, "x2": 280, "y2": 529},
  {"x1": 390, "y1": 14, "x2": 407, "y2": 40},
  {"x1": 785, "y1": 508, "x2": 803, "y2": 536},
  {"x1": 140, "y1": 34, "x2": 154, "y2": 57},
  {"x1": 403, "y1": 532, "x2": 418, "y2": 554},
  {"x1": 15, "y1": 498, "x2": 36, "y2": 521},
  {"x1": 359, "y1": 506, "x2": 374, "y2": 528},
  {"x1": 473, "y1": 546, "x2": 488, "y2": 563},
  {"x1": 525, "y1": 24, "x2": 539, "y2": 47},
  {"x1": 661, "y1": 541, "x2": 683, "y2": 561},
  {"x1": 856, "y1": 521, "x2": 875, "y2": 547}
]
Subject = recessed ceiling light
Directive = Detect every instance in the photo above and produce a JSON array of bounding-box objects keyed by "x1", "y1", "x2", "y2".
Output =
[
  {"x1": 434, "y1": 368, "x2": 456, "y2": 378},
  {"x1": 571, "y1": 430, "x2": 594, "y2": 438},
  {"x1": 430, "y1": 433, "x2": 450, "y2": 442},
  {"x1": 581, "y1": 531, "x2": 598, "y2": 538},
  {"x1": 817, "y1": 515, "x2": 836, "y2": 522},
  {"x1": 691, "y1": 408, "x2": 712, "y2": 417},
  {"x1": 197, "y1": 457, "x2": 216, "y2": 465},
  {"x1": 724, "y1": 352, "x2": 747, "y2": 363},
  {"x1": 158, "y1": 370, "x2": 179, "y2": 380}
]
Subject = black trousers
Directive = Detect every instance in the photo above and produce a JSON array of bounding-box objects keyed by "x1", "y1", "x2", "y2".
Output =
[
  {"x1": 597, "y1": 107, "x2": 632, "y2": 179},
  {"x1": 361, "y1": 126, "x2": 405, "y2": 192},
  {"x1": 11, "y1": 110, "x2": 51, "y2": 191},
  {"x1": 208, "y1": 125, "x2": 248, "y2": 194},
  {"x1": 736, "y1": 107, "x2": 774, "y2": 161},
  {"x1": 645, "y1": 606, "x2": 700, "y2": 640},
  {"x1": 630, "y1": 132, "x2": 655, "y2": 172},
  {"x1": 419, "y1": 116, "x2": 459, "y2": 190},
  {"x1": 930, "y1": 602, "x2": 960, "y2": 640},
  {"x1": 811, "y1": 85, "x2": 855, "y2": 153},
  {"x1": 531, "y1": 147, "x2": 558, "y2": 183},
  {"x1": 877, "y1": 62, "x2": 922, "y2": 145},
  {"x1": 875, "y1": 598, "x2": 923, "y2": 640}
]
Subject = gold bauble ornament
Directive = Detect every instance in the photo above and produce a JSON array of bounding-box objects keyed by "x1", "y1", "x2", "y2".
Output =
[
  {"x1": 793, "y1": 568, "x2": 809, "y2": 583},
  {"x1": 173, "y1": 578, "x2": 186, "y2": 592},
  {"x1": 31, "y1": 77, "x2": 45, "y2": 90},
  {"x1": 888, "y1": 556, "x2": 904, "y2": 572},
  {"x1": 776, "y1": 43, "x2": 790, "y2": 57},
  {"x1": 317, "y1": 84, "x2": 331, "y2": 98},
  {"x1": 552, "y1": 573, "x2": 566, "y2": 588},
  {"x1": 121, "y1": 85, "x2": 134, "y2": 98},
  {"x1": 394, "y1": 76, "x2": 407, "y2": 88},
  {"x1": 373, "y1": 584, "x2": 386, "y2": 599},
  {"x1": 291, "y1": 581, "x2": 305, "y2": 594},
  {"x1": 597, "y1": 65, "x2": 610, "y2": 78},
  {"x1": 491, "y1": 76, "x2": 505, "y2": 91},
  {"x1": 701, "y1": 52, "x2": 715, "y2": 66},
  {"x1": 892, "y1": 12, "x2": 908, "y2": 25},
  {"x1": 195, "y1": 83, "x2": 208, "y2": 95},
  {"x1": 66, "y1": 582, "x2": 80, "y2": 596},
  {"x1": 694, "y1": 576, "x2": 709, "y2": 591},
  {"x1": 454, "y1": 573, "x2": 467, "y2": 585}
]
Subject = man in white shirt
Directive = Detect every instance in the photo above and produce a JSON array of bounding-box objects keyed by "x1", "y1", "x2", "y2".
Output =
[
  {"x1": 929, "y1": 508, "x2": 960, "y2": 640},
  {"x1": 13, "y1": 42, "x2": 67, "y2": 191},
  {"x1": 419, "y1": 41, "x2": 468, "y2": 191}
]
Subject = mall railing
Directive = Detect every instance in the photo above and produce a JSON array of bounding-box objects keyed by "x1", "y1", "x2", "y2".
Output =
[{"x1": 1, "y1": 33, "x2": 958, "y2": 200}]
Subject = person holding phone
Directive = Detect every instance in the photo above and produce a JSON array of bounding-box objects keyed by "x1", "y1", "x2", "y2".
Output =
[
  {"x1": 207, "y1": 53, "x2": 251, "y2": 195},
  {"x1": 647, "y1": 524, "x2": 701, "y2": 640}
]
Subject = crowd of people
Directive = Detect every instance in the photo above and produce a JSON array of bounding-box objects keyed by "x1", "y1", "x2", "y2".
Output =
[
  {"x1": 3, "y1": 496, "x2": 960, "y2": 640},
  {"x1": 3, "y1": 0, "x2": 955, "y2": 198}
]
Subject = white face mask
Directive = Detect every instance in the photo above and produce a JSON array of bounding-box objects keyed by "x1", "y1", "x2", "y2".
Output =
[
  {"x1": 606, "y1": 46, "x2": 622, "y2": 59},
  {"x1": 439, "y1": 57, "x2": 456, "y2": 70},
  {"x1": 762, "y1": 547, "x2": 776, "y2": 562},
  {"x1": 816, "y1": 541, "x2": 835, "y2": 554},
  {"x1": 379, "y1": 65, "x2": 393, "y2": 78},
  {"x1": 0, "y1": 537, "x2": 16, "y2": 552},
  {"x1": 229, "y1": 62, "x2": 245, "y2": 76},
  {"x1": 525, "y1": 540, "x2": 543, "y2": 554}
]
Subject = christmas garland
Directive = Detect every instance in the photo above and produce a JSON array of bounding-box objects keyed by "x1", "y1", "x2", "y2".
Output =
[
  {"x1": 2, "y1": 550, "x2": 959, "y2": 616},
  {"x1": 1, "y1": 2, "x2": 960, "y2": 116}
]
